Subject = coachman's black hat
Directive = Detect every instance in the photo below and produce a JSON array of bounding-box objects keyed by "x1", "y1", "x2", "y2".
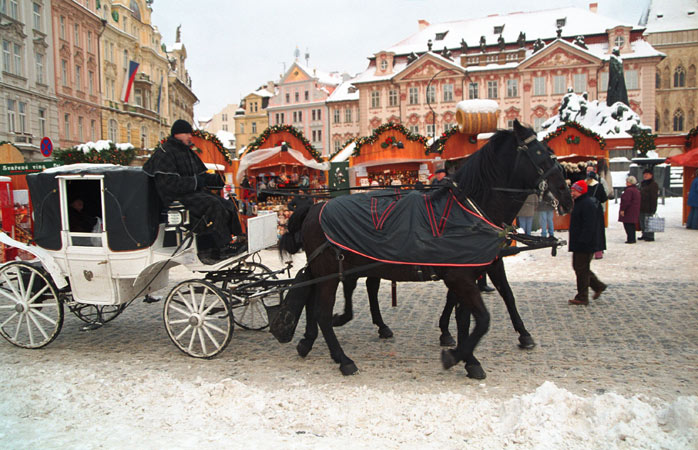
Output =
[{"x1": 171, "y1": 119, "x2": 194, "y2": 135}]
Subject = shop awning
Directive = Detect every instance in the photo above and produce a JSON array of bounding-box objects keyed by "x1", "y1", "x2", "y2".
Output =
[
  {"x1": 665, "y1": 147, "x2": 698, "y2": 167},
  {"x1": 236, "y1": 145, "x2": 329, "y2": 179}
]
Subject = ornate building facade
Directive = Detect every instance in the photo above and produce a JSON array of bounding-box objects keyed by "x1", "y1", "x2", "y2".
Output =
[
  {"x1": 165, "y1": 31, "x2": 197, "y2": 127},
  {"x1": 352, "y1": 6, "x2": 663, "y2": 136},
  {"x1": 235, "y1": 87, "x2": 272, "y2": 152},
  {"x1": 643, "y1": 0, "x2": 698, "y2": 134},
  {"x1": 51, "y1": 0, "x2": 103, "y2": 149},
  {"x1": 326, "y1": 79, "x2": 360, "y2": 155},
  {"x1": 1, "y1": 0, "x2": 60, "y2": 161}
]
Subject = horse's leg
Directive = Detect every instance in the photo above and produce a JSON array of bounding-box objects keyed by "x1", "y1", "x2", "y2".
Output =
[
  {"x1": 366, "y1": 277, "x2": 393, "y2": 339},
  {"x1": 438, "y1": 290, "x2": 457, "y2": 347},
  {"x1": 297, "y1": 295, "x2": 318, "y2": 358},
  {"x1": 332, "y1": 276, "x2": 357, "y2": 327},
  {"x1": 487, "y1": 259, "x2": 535, "y2": 349},
  {"x1": 441, "y1": 279, "x2": 490, "y2": 379},
  {"x1": 315, "y1": 278, "x2": 358, "y2": 375}
]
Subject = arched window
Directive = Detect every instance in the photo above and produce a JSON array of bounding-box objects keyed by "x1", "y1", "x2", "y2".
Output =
[
  {"x1": 674, "y1": 65, "x2": 686, "y2": 88},
  {"x1": 656, "y1": 71, "x2": 661, "y2": 89},
  {"x1": 108, "y1": 119, "x2": 118, "y2": 141},
  {"x1": 673, "y1": 109, "x2": 684, "y2": 132},
  {"x1": 130, "y1": 0, "x2": 141, "y2": 21}
]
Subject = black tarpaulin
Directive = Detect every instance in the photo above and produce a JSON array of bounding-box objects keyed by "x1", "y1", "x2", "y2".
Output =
[{"x1": 320, "y1": 190, "x2": 504, "y2": 266}]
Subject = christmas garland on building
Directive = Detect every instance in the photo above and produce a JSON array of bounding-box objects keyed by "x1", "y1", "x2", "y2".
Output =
[
  {"x1": 246, "y1": 124, "x2": 323, "y2": 162},
  {"x1": 353, "y1": 122, "x2": 428, "y2": 157},
  {"x1": 328, "y1": 137, "x2": 358, "y2": 161},
  {"x1": 52, "y1": 142, "x2": 135, "y2": 165},
  {"x1": 425, "y1": 126, "x2": 459, "y2": 155},
  {"x1": 192, "y1": 129, "x2": 233, "y2": 163},
  {"x1": 629, "y1": 126, "x2": 657, "y2": 157},
  {"x1": 685, "y1": 127, "x2": 698, "y2": 149},
  {"x1": 542, "y1": 121, "x2": 606, "y2": 149}
]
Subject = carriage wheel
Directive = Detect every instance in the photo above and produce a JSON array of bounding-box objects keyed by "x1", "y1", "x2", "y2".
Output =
[
  {"x1": 163, "y1": 280, "x2": 233, "y2": 358},
  {"x1": 231, "y1": 262, "x2": 281, "y2": 331},
  {"x1": 0, "y1": 262, "x2": 64, "y2": 349},
  {"x1": 70, "y1": 304, "x2": 126, "y2": 325}
]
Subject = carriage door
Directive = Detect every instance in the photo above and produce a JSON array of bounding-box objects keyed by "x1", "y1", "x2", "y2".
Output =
[{"x1": 59, "y1": 176, "x2": 115, "y2": 304}]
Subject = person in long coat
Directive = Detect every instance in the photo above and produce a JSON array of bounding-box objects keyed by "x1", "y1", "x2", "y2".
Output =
[
  {"x1": 639, "y1": 168, "x2": 659, "y2": 241},
  {"x1": 143, "y1": 119, "x2": 243, "y2": 262},
  {"x1": 568, "y1": 180, "x2": 606, "y2": 305},
  {"x1": 586, "y1": 171, "x2": 608, "y2": 257},
  {"x1": 688, "y1": 169, "x2": 698, "y2": 230},
  {"x1": 618, "y1": 175, "x2": 641, "y2": 244}
]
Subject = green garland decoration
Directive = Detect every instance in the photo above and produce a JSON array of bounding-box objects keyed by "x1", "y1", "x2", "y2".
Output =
[
  {"x1": 543, "y1": 121, "x2": 606, "y2": 149},
  {"x1": 192, "y1": 129, "x2": 233, "y2": 163},
  {"x1": 565, "y1": 135, "x2": 581, "y2": 145},
  {"x1": 52, "y1": 142, "x2": 135, "y2": 165},
  {"x1": 353, "y1": 122, "x2": 428, "y2": 157},
  {"x1": 246, "y1": 124, "x2": 322, "y2": 162},
  {"x1": 425, "y1": 126, "x2": 459, "y2": 155},
  {"x1": 629, "y1": 127, "x2": 657, "y2": 158},
  {"x1": 685, "y1": 127, "x2": 698, "y2": 149}
]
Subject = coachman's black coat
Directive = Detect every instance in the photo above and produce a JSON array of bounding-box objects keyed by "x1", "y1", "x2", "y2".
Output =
[
  {"x1": 143, "y1": 136, "x2": 241, "y2": 247},
  {"x1": 568, "y1": 193, "x2": 601, "y2": 253}
]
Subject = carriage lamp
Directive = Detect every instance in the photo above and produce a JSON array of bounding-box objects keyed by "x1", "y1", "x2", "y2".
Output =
[{"x1": 167, "y1": 210, "x2": 185, "y2": 226}]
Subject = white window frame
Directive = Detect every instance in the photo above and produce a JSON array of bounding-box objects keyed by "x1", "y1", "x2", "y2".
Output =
[
  {"x1": 64, "y1": 113, "x2": 70, "y2": 139},
  {"x1": 487, "y1": 80, "x2": 498, "y2": 99},
  {"x1": 408, "y1": 87, "x2": 419, "y2": 105},
  {"x1": 39, "y1": 108, "x2": 46, "y2": 137},
  {"x1": 6, "y1": 99, "x2": 16, "y2": 133},
  {"x1": 533, "y1": 76, "x2": 546, "y2": 96},
  {"x1": 468, "y1": 82, "x2": 479, "y2": 99},
  {"x1": 12, "y1": 43, "x2": 21, "y2": 77},
  {"x1": 108, "y1": 119, "x2": 117, "y2": 141},
  {"x1": 443, "y1": 83, "x2": 454, "y2": 102},
  {"x1": 624, "y1": 70, "x2": 639, "y2": 90},
  {"x1": 345, "y1": 108, "x2": 352, "y2": 123},
  {"x1": 553, "y1": 75, "x2": 566, "y2": 94},
  {"x1": 599, "y1": 72, "x2": 608, "y2": 92},
  {"x1": 573, "y1": 73, "x2": 587, "y2": 93},
  {"x1": 333, "y1": 108, "x2": 340, "y2": 124},
  {"x1": 426, "y1": 85, "x2": 436, "y2": 104},
  {"x1": 371, "y1": 90, "x2": 380, "y2": 108},
  {"x1": 32, "y1": 2, "x2": 41, "y2": 30},
  {"x1": 35, "y1": 52, "x2": 43, "y2": 84},
  {"x1": 18, "y1": 101, "x2": 26, "y2": 133},
  {"x1": 506, "y1": 79, "x2": 518, "y2": 97},
  {"x1": 389, "y1": 89, "x2": 398, "y2": 106}
]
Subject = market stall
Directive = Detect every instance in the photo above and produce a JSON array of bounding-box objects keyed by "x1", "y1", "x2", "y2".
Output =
[{"x1": 667, "y1": 128, "x2": 698, "y2": 225}]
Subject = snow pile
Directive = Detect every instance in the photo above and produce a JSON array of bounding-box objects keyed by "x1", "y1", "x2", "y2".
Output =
[
  {"x1": 457, "y1": 99, "x2": 499, "y2": 113},
  {"x1": 539, "y1": 92, "x2": 651, "y2": 139},
  {"x1": 76, "y1": 140, "x2": 135, "y2": 154}
]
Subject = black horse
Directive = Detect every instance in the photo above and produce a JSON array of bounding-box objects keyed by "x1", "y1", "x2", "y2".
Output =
[{"x1": 279, "y1": 121, "x2": 572, "y2": 378}]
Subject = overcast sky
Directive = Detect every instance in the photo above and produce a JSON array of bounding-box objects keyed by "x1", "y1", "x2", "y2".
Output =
[{"x1": 150, "y1": 0, "x2": 651, "y2": 121}]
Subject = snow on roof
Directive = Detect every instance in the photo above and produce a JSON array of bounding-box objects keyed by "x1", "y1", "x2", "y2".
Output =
[
  {"x1": 352, "y1": 60, "x2": 408, "y2": 84},
  {"x1": 538, "y1": 92, "x2": 651, "y2": 140},
  {"x1": 327, "y1": 80, "x2": 360, "y2": 103},
  {"x1": 385, "y1": 7, "x2": 641, "y2": 57},
  {"x1": 168, "y1": 42, "x2": 184, "y2": 52},
  {"x1": 456, "y1": 99, "x2": 498, "y2": 113},
  {"x1": 76, "y1": 140, "x2": 134, "y2": 153},
  {"x1": 291, "y1": 61, "x2": 343, "y2": 86},
  {"x1": 330, "y1": 141, "x2": 356, "y2": 162},
  {"x1": 215, "y1": 130, "x2": 236, "y2": 149},
  {"x1": 252, "y1": 88, "x2": 273, "y2": 98},
  {"x1": 645, "y1": 0, "x2": 698, "y2": 33}
]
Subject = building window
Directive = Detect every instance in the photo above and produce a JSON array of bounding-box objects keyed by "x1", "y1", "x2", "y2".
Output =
[
  {"x1": 78, "y1": 116, "x2": 84, "y2": 142},
  {"x1": 553, "y1": 75, "x2": 566, "y2": 94},
  {"x1": 75, "y1": 65, "x2": 82, "y2": 90},
  {"x1": 88, "y1": 70, "x2": 94, "y2": 94},
  {"x1": 122, "y1": 50, "x2": 128, "y2": 70},
  {"x1": 126, "y1": 123, "x2": 131, "y2": 143},
  {"x1": 468, "y1": 82, "x2": 479, "y2": 99},
  {"x1": 222, "y1": 124, "x2": 227, "y2": 131},
  {"x1": 141, "y1": 126, "x2": 147, "y2": 148},
  {"x1": 533, "y1": 76, "x2": 546, "y2": 96},
  {"x1": 345, "y1": 108, "x2": 352, "y2": 123},
  {"x1": 334, "y1": 140, "x2": 341, "y2": 153},
  {"x1": 87, "y1": 31, "x2": 93, "y2": 53},
  {"x1": 64, "y1": 113, "x2": 70, "y2": 139},
  {"x1": 599, "y1": 72, "x2": 608, "y2": 92},
  {"x1": 573, "y1": 73, "x2": 587, "y2": 93},
  {"x1": 426, "y1": 123, "x2": 435, "y2": 137},
  {"x1": 371, "y1": 90, "x2": 380, "y2": 108},
  {"x1": 624, "y1": 70, "x2": 639, "y2": 90},
  {"x1": 74, "y1": 24, "x2": 80, "y2": 47},
  {"x1": 18, "y1": 101, "x2": 26, "y2": 133},
  {"x1": 32, "y1": 2, "x2": 41, "y2": 30},
  {"x1": 2, "y1": 41, "x2": 10, "y2": 72},
  {"x1": 533, "y1": 116, "x2": 546, "y2": 132},
  {"x1": 426, "y1": 85, "x2": 436, "y2": 104},
  {"x1": 6, "y1": 99, "x2": 15, "y2": 133},
  {"x1": 222, "y1": 113, "x2": 227, "y2": 121},
  {"x1": 240, "y1": 123, "x2": 245, "y2": 134},
  {"x1": 90, "y1": 119, "x2": 96, "y2": 141},
  {"x1": 311, "y1": 109, "x2": 316, "y2": 121},
  {"x1": 674, "y1": 66, "x2": 686, "y2": 87},
  {"x1": 304, "y1": 90, "x2": 309, "y2": 101},
  {"x1": 5, "y1": 0, "x2": 17, "y2": 19},
  {"x1": 251, "y1": 122, "x2": 257, "y2": 134},
  {"x1": 656, "y1": 71, "x2": 661, "y2": 89},
  {"x1": 35, "y1": 52, "x2": 43, "y2": 84},
  {"x1": 389, "y1": 89, "x2": 398, "y2": 107},
  {"x1": 409, "y1": 125, "x2": 419, "y2": 134},
  {"x1": 39, "y1": 108, "x2": 46, "y2": 137},
  {"x1": 408, "y1": 87, "x2": 419, "y2": 104},
  {"x1": 614, "y1": 35, "x2": 625, "y2": 49},
  {"x1": 316, "y1": 109, "x2": 321, "y2": 121},
  {"x1": 285, "y1": 93, "x2": 290, "y2": 103},
  {"x1": 333, "y1": 109, "x2": 340, "y2": 123},
  {"x1": 444, "y1": 123, "x2": 456, "y2": 132},
  {"x1": 443, "y1": 84, "x2": 453, "y2": 102},
  {"x1": 60, "y1": 16, "x2": 66, "y2": 39},
  {"x1": 506, "y1": 79, "x2": 518, "y2": 97},
  {"x1": 673, "y1": 109, "x2": 684, "y2": 131},
  {"x1": 108, "y1": 119, "x2": 117, "y2": 141},
  {"x1": 12, "y1": 43, "x2": 21, "y2": 76},
  {"x1": 487, "y1": 80, "x2": 498, "y2": 99},
  {"x1": 380, "y1": 59, "x2": 388, "y2": 71},
  {"x1": 294, "y1": 91, "x2": 299, "y2": 102},
  {"x1": 134, "y1": 88, "x2": 142, "y2": 106}
]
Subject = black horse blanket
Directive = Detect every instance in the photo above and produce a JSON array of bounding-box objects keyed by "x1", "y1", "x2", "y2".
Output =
[{"x1": 320, "y1": 189, "x2": 505, "y2": 266}]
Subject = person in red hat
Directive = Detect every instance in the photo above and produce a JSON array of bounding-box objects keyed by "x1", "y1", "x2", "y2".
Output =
[{"x1": 568, "y1": 179, "x2": 607, "y2": 305}]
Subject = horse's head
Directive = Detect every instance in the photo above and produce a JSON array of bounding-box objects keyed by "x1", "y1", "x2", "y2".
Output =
[{"x1": 509, "y1": 120, "x2": 573, "y2": 215}]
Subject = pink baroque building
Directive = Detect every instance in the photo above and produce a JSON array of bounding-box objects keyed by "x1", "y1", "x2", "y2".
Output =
[
  {"x1": 267, "y1": 61, "x2": 345, "y2": 157},
  {"x1": 326, "y1": 79, "x2": 360, "y2": 155},
  {"x1": 352, "y1": 5, "x2": 663, "y2": 136},
  {"x1": 51, "y1": 0, "x2": 103, "y2": 148}
]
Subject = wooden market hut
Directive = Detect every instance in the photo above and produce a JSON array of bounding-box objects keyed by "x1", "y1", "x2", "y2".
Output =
[
  {"x1": 190, "y1": 130, "x2": 236, "y2": 183},
  {"x1": 667, "y1": 128, "x2": 698, "y2": 225},
  {"x1": 349, "y1": 123, "x2": 431, "y2": 186}
]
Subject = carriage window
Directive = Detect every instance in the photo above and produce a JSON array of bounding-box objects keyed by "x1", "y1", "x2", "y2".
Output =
[{"x1": 66, "y1": 179, "x2": 103, "y2": 246}]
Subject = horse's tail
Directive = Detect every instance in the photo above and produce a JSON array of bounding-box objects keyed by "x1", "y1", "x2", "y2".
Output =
[{"x1": 279, "y1": 204, "x2": 311, "y2": 259}]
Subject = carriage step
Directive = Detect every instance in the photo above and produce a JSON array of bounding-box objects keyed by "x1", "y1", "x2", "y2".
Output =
[{"x1": 143, "y1": 295, "x2": 161, "y2": 304}]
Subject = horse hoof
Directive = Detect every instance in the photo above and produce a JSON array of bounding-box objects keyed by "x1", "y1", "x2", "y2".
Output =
[
  {"x1": 269, "y1": 310, "x2": 298, "y2": 343},
  {"x1": 440, "y1": 334, "x2": 456, "y2": 347},
  {"x1": 378, "y1": 326, "x2": 393, "y2": 339},
  {"x1": 340, "y1": 362, "x2": 359, "y2": 376},
  {"x1": 518, "y1": 335, "x2": 536, "y2": 349},
  {"x1": 332, "y1": 313, "x2": 350, "y2": 327},
  {"x1": 441, "y1": 349, "x2": 458, "y2": 370},
  {"x1": 296, "y1": 339, "x2": 312, "y2": 358},
  {"x1": 465, "y1": 364, "x2": 487, "y2": 380}
]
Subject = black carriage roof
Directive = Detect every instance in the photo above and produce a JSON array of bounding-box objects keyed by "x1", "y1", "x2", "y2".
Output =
[{"x1": 28, "y1": 163, "x2": 162, "y2": 252}]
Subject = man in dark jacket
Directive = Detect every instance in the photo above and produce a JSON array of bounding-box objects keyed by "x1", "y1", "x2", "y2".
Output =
[
  {"x1": 568, "y1": 180, "x2": 607, "y2": 305},
  {"x1": 639, "y1": 168, "x2": 659, "y2": 242},
  {"x1": 143, "y1": 119, "x2": 243, "y2": 263}
]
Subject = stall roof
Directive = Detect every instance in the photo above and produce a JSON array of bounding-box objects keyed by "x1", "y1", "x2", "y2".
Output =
[{"x1": 330, "y1": 141, "x2": 356, "y2": 163}]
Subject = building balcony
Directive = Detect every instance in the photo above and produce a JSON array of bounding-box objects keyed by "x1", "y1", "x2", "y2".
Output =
[{"x1": 13, "y1": 133, "x2": 33, "y2": 145}]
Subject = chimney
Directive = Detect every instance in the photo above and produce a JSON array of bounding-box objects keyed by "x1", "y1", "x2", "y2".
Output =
[
  {"x1": 418, "y1": 19, "x2": 430, "y2": 31},
  {"x1": 589, "y1": 2, "x2": 598, "y2": 13}
]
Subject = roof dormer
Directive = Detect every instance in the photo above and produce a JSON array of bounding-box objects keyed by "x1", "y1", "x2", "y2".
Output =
[
  {"x1": 374, "y1": 51, "x2": 396, "y2": 76},
  {"x1": 606, "y1": 25, "x2": 633, "y2": 54}
]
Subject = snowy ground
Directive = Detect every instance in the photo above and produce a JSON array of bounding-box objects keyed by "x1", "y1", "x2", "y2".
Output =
[{"x1": 0, "y1": 197, "x2": 696, "y2": 448}]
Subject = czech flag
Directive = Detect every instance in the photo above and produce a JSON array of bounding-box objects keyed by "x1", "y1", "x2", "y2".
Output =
[{"x1": 121, "y1": 60, "x2": 140, "y2": 103}]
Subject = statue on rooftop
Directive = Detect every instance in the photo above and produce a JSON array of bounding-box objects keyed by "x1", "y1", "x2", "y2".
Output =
[{"x1": 606, "y1": 47, "x2": 629, "y2": 107}]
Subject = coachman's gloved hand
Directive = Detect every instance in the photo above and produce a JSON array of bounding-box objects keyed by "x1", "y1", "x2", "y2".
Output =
[{"x1": 205, "y1": 173, "x2": 225, "y2": 189}]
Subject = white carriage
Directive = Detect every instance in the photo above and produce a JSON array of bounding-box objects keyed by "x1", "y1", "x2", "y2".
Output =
[{"x1": 0, "y1": 164, "x2": 282, "y2": 358}]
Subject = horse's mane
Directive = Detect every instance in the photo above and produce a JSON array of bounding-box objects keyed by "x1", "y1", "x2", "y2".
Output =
[{"x1": 452, "y1": 129, "x2": 515, "y2": 201}]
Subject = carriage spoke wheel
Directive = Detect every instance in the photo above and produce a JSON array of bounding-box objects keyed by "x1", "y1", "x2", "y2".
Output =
[
  {"x1": 0, "y1": 262, "x2": 63, "y2": 349},
  {"x1": 230, "y1": 262, "x2": 281, "y2": 331},
  {"x1": 70, "y1": 304, "x2": 126, "y2": 325},
  {"x1": 164, "y1": 280, "x2": 233, "y2": 358}
]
